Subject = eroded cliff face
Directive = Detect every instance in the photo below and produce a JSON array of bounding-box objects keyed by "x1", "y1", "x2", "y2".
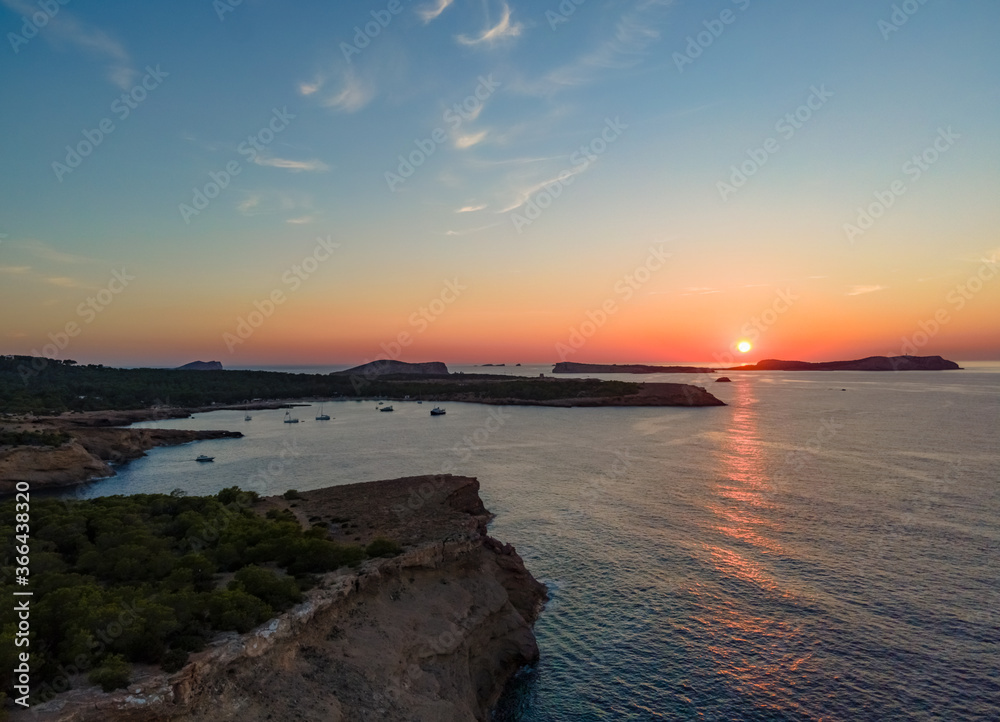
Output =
[{"x1": 19, "y1": 476, "x2": 547, "y2": 722}]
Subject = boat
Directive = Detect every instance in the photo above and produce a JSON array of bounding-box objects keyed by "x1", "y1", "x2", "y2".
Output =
[
  {"x1": 195, "y1": 455, "x2": 214, "y2": 462},
  {"x1": 283, "y1": 411, "x2": 299, "y2": 424},
  {"x1": 417, "y1": 400, "x2": 423, "y2": 404},
  {"x1": 379, "y1": 405, "x2": 394, "y2": 412},
  {"x1": 315, "y1": 404, "x2": 331, "y2": 421},
  {"x1": 430, "y1": 407, "x2": 446, "y2": 416},
  {"x1": 244, "y1": 412, "x2": 252, "y2": 421}
]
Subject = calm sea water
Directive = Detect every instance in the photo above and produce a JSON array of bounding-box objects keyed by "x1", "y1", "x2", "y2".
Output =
[{"x1": 65, "y1": 367, "x2": 1000, "y2": 720}]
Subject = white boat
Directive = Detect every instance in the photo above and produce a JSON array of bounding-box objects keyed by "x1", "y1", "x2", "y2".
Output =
[
  {"x1": 379, "y1": 405, "x2": 394, "y2": 412},
  {"x1": 195, "y1": 455, "x2": 214, "y2": 462},
  {"x1": 315, "y1": 404, "x2": 331, "y2": 421},
  {"x1": 430, "y1": 407, "x2": 446, "y2": 416},
  {"x1": 284, "y1": 411, "x2": 299, "y2": 424}
]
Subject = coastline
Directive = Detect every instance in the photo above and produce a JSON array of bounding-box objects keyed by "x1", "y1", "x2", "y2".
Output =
[{"x1": 17, "y1": 475, "x2": 547, "y2": 721}]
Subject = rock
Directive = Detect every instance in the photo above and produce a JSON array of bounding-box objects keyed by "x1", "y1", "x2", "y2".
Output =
[
  {"x1": 335, "y1": 360, "x2": 450, "y2": 377},
  {"x1": 715, "y1": 377, "x2": 732, "y2": 382},
  {"x1": 552, "y1": 362, "x2": 715, "y2": 374},
  {"x1": 176, "y1": 361, "x2": 223, "y2": 370},
  {"x1": 24, "y1": 476, "x2": 547, "y2": 722},
  {"x1": 726, "y1": 355, "x2": 961, "y2": 371}
]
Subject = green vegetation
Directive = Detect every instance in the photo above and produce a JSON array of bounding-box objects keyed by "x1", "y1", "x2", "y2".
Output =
[
  {"x1": 0, "y1": 355, "x2": 639, "y2": 414},
  {"x1": 0, "y1": 429, "x2": 70, "y2": 447},
  {"x1": 0, "y1": 488, "x2": 400, "y2": 702},
  {"x1": 365, "y1": 537, "x2": 403, "y2": 558}
]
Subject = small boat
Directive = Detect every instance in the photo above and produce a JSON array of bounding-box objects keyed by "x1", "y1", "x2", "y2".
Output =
[
  {"x1": 244, "y1": 413, "x2": 252, "y2": 421},
  {"x1": 417, "y1": 400, "x2": 423, "y2": 404},
  {"x1": 379, "y1": 405, "x2": 394, "y2": 412},
  {"x1": 283, "y1": 411, "x2": 299, "y2": 424},
  {"x1": 315, "y1": 404, "x2": 331, "y2": 421},
  {"x1": 430, "y1": 407, "x2": 446, "y2": 416},
  {"x1": 195, "y1": 455, "x2": 214, "y2": 462}
]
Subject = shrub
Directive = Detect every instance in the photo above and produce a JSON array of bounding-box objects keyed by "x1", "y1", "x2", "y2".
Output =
[
  {"x1": 160, "y1": 648, "x2": 190, "y2": 673},
  {"x1": 366, "y1": 538, "x2": 403, "y2": 558},
  {"x1": 283, "y1": 489, "x2": 303, "y2": 500},
  {"x1": 88, "y1": 654, "x2": 131, "y2": 692},
  {"x1": 232, "y1": 565, "x2": 302, "y2": 610}
]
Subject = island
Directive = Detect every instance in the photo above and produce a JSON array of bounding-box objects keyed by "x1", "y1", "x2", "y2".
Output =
[
  {"x1": 335, "y1": 360, "x2": 450, "y2": 377},
  {"x1": 176, "y1": 360, "x2": 224, "y2": 371},
  {"x1": 552, "y1": 362, "x2": 715, "y2": 374},
  {"x1": 726, "y1": 355, "x2": 962, "y2": 371},
  {"x1": 8, "y1": 475, "x2": 547, "y2": 720}
]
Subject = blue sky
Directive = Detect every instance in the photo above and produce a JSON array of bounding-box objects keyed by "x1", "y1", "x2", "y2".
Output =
[{"x1": 1, "y1": 0, "x2": 999, "y2": 365}]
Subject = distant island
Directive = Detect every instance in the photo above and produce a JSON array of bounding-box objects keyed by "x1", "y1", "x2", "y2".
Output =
[
  {"x1": 553, "y1": 362, "x2": 715, "y2": 374},
  {"x1": 176, "y1": 360, "x2": 223, "y2": 370},
  {"x1": 726, "y1": 355, "x2": 962, "y2": 371},
  {"x1": 335, "y1": 359, "x2": 449, "y2": 377}
]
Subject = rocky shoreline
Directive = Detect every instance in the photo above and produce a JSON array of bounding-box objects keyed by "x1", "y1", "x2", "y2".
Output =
[{"x1": 16, "y1": 475, "x2": 547, "y2": 721}]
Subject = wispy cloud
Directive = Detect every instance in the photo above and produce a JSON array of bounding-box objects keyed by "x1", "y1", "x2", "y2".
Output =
[
  {"x1": 286, "y1": 215, "x2": 315, "y2": 225},
  {"x1": 1, "y1": 0, "x2": 137, "y2": 89},
  {"x1": 446, "y1": 224, "x2": 498, "y2": 236},
  {"x1": 455, "y1": 204, "x2": 487, "y2": 214},
  {"x1": 680, "y1": 286, "x2": 722, "y2": 296},
  {"x1": 518, "y1": 0, "x2": 671, "y2": 93},
  {"x1": 253, "y1": 155, "x2": 330, "y2": 173},
  {"x1": 298, "y1": 67, "x2": 375, "y2": 113},
  {"x1": 455, "y1": 130, "x2": 488, "y2": 149},
  {"x1": 456, "y1": 2, "x2": 522, "y2": 46},
  {"x1": 237, "y1": 191, "x2": 313, "y2": 218},
  {"x1": 20, "y1": 239, "x2": 95, "y2": 265},
  {"x1": 846, "y1": 284, "x2": 887, "y2": 296},
  {"x1": 0, "y1": 265, "x2": 31, "y2": 274},
  {"x1": 497, "y1": 165, "x2": 589, "y2": 213},
  {"x1": 418, "y1": 0, "x2": 454, "y2": 23}
]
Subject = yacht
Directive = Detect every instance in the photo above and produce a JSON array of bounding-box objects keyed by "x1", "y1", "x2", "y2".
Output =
[
  {"x1": 315, "y1": 404, "x2": 331, "y2": 421},
  {"x1": 284, "y1": 411, "x2": 299, "y2": 423},
  {"x1": 195, "y1": 455, "x2": 214, "y2": 462},
  {"x1": 430, "y1": 407, "x2": 446, "y2": 416}
]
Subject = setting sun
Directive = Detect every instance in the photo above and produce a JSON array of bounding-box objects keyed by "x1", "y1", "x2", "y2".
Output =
[{"x1": 737, "y1": 341, "x2": 752, "y2": 353}]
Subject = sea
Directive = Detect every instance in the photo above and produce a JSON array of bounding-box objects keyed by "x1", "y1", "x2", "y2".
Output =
[{"x1": 62, "y1": 364, "x2": 1000, "y2": 721}]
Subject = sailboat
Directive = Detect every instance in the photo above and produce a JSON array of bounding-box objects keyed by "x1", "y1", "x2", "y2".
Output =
[
  {"x1": 315, "y1": 404, "x2": 331, "y2": 421},
  {"x1": 283, "y1": 411, "x2": 299, "y2": 424}
]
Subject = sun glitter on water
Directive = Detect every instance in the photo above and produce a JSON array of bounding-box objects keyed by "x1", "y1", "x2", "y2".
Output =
[{"x1": 737, "y1": 341, "x2": 752, "y2": 353}]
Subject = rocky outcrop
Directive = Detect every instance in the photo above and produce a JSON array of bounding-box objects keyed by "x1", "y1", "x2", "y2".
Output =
[
  {"x1": 335, "y1": 360, "x2": 450, "y2": 378},
  {"x1": 715, "y1": 377, "x2": 732, "y2": 382},
  {"x1": 552, "y1": 362, "x2": 715, "y2": 374},
  {"x1": 727, "y1": 355, "x2": 962, "y2": 371},
  {"x1": 0, "y1": 440, "x2": 112, "y2": 492},
  {"x1": 175, "y1": 361, "x2": 223, "y2": 371},
  {"x1": 0, "y1": 428, "x2": 243, "y2": 493},
  {"x1": 19, "y1": 476, "x2": 546, "y2": 722}
]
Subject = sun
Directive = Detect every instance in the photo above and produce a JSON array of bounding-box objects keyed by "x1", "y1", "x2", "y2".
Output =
[{"x1": 737, "y1": 341, "x2": 752, "y2": 353}]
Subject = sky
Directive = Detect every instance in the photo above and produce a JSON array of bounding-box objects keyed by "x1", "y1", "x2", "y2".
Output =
[{"x1": 1, "y1": 0, "x2": 998, "y2": 368}]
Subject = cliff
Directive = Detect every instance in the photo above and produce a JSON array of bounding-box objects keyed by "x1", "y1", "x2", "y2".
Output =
[
  {"x1": 552, "y1": 362, "x2": 715, "y2": 374},
  {"x1": 335, "y1": 360, "x2": 450, "y2": 377},
  {"x1": 19, "y1": 475, "x2": 546, "y2": 721},
  {"x1": 727, "y1": 355, "x2": 962, "y2": 371}
]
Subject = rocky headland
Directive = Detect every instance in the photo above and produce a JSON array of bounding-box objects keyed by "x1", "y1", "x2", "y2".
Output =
[
  {"x1": 726, "y1": 355, "x2": 962, "y2": 371},
  {"x1": 552, "y1": 362, "x2": 715, "y2": 374},
  {"x1": 17, "y1": 475, "x2": 547, "y2": 722}
]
